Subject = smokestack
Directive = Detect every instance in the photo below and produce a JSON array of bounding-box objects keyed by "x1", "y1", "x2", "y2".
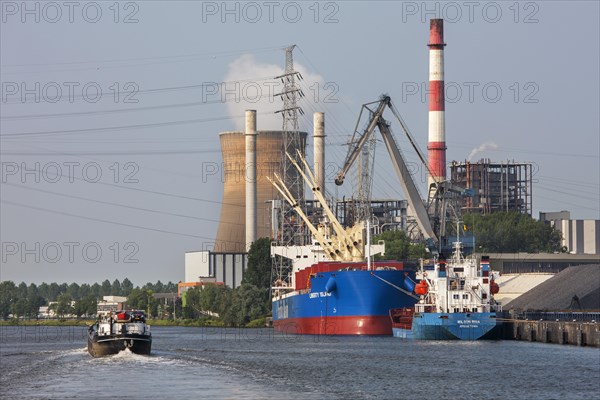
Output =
[
  {"x1": 427, "y1": 18, "x2": 447, "y2": 189},
  {"x1": 313, "y1": 112, "x2": 325, "y2": 197},
  {"x1": 245, "y1": 110, "x2": 257, "y2": 251}
]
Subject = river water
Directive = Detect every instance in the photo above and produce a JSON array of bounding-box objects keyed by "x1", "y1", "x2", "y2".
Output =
[{"x1": 1, "y1": 326, "x2": 598, "y2": 399}]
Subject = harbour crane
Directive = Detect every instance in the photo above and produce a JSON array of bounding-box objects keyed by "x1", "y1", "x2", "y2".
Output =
[{"x1": 335, "y1": 95, "x2": 471, "y2": 254}]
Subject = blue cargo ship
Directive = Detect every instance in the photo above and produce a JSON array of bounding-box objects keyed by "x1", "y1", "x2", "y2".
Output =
[
  {"x1": 272, "y1": 259, "x2": 418, "y2": 335},
  {"x1": 390, "y1": 243, "x2": 502, "y2": 340}
]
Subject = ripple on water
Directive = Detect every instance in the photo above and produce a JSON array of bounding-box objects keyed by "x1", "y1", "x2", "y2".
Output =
[{"x1": 1, "y1": 327, "x2": 599, "y2": 400}]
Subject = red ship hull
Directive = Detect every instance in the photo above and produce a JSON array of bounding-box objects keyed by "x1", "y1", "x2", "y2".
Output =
[{"x1": 273, "y1": 315, "x2": 392, "y2": 336}]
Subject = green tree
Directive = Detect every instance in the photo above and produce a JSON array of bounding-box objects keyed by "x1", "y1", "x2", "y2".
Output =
[
  {"x1": 111, "y1": 279, "x2": 122, "y2": 296},
  {"x1": 182, "y1": 287, "x2": 203, "y2": 319},
  {"x1": 79, "y1": 283, "x2": 91, "y2": 299},
  {"x1": 127, "y1": 288, "x2": 157, "y2": 317},
  {"x1": 121, "y1": 278, "x2": 134, "y2": 296},
  {"x1": 182, "y1": 284, "x2": 232, "y2": 320},
  {"x1": 26, "y1": 290, "x2": 44, "y2": 319},
  {"x1": 90, "y1": 283, "x2": 101, "y2": 298},
  {"x1": 0, "y1": 281, "x2": 16, "y2": 319},
  {"x1": 408, "y1": 242, "x2": 428, "y2": 259},
  {"x1": 48, "y1": 282, "x2": 60, "y2": 301},
  {"x1": 243, "y1": 237, "x2": 272, "y2": 289},
  {"x1": 17, "y1": 282, "x2": 28, "y2": 299},
  {"x1": 74, "y1": 295, "x2": 97, "y2": 318},
  {"x1": 58, "y1": 283, "x2": 68, "y2": 296},
  {"x1": 66, "y1": 282, "x2": 80, "y2": 301},
  {"x1": 55, "y1": 293, "x2": 73, "y2": 319},
  {"x1": 199, "y1": 284, "x2": 231, "y2": 315},
  {"x1": 221, "y1": 284, "x2": 268, "y2": 326},
  {"x1": 163, "y1": 281, "x2": 177, "y2": 293},
  {"x1": 100, "y1": 280, "x2": 112, "y2": 296},
  {"x1": 10, "y1": 298, "x2": 28, "y2": 319},
  {"x1": 373, "y1": 230, "x2": 428, "y2": 260},
  {"x1": 464, "y1": 212, "x2": 562, "y2": 253}
]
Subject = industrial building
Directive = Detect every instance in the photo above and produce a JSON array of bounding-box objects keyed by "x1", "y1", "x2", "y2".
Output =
[
  {"x1": 450, "y1": 159, "x2": 533, "y2": 215},
  {"x1": 214, "y1": 130, "x2": 307, "y2": 253},
  {"x1": 183, "y1": 250, "x2": 248, "y2": 290},
  {"x1": 96, "y1": 296, "x2": 127, "y2": 315},
  {"x1": 477, "y1": 252, "x2": 600, "y2": 273},
  {"x1": 540, "y1": 211, "x2": 600, "y2": 254},
  {"x1": 334, "y1": 199, "x2": 408, "y2": 233}
]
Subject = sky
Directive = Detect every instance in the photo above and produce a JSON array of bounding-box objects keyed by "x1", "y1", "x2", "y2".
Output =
[{"x1": 1, "y1": 1, "x2": 599, "y2": 285}]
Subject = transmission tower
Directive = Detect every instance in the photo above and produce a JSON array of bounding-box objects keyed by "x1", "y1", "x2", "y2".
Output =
[{"x1": 274, "y1": 44, "x2": 306, "y2": 245}]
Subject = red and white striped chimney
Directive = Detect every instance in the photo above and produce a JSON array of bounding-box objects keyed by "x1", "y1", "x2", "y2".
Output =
[{"x1": 427, "y1": 18, "x2": 447, "y2": 189}]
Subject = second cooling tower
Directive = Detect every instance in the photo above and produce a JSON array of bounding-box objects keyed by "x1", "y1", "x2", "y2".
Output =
[{"x1": 214, "y1": 130, "x2": 307, "y2": 252}]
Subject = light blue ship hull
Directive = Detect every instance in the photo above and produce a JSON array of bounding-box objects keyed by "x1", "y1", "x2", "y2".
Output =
[{"x1": 392, "y1": 312, "x2": 500, "y2": 340}]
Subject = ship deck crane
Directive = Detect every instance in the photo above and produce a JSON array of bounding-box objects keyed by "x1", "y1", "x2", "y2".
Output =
[{"x1": 269, "y1": 151, "x2": 375, "y2": 263}]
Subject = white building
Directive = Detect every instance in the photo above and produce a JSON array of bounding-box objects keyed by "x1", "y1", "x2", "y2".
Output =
[
  {"x1": 185, "y1": 250, "x2": 247, "y2": 288},
  {"x1": 96, "y1": 295, "x2": 127, "y2": 315},
  {"x1": 540, "y1": 211, "x2": 600, "y2": 255}
]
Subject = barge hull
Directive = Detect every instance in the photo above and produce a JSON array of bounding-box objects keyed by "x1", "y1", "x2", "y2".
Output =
[{"x1": 88, "y1": 335, "x2": 152, "y2": 357}]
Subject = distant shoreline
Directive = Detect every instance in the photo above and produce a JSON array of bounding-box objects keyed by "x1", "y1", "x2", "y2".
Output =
[{"x1": 0, "y1": 318, "x2": 266, "y2": 328}]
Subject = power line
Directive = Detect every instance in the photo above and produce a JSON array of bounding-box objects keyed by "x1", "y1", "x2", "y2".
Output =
[
  {"x1": 0, "y1": 142, "x2": 250, "y2": 211},
  {"x1": 535, "y1": 185, "x2": 600, "y2": 204},
  {"x1": 533, "y1": 193, "x2": 599, "y2": 213},
  {"x1": 451, "y1": 142, "x2": 599, "y2": 160},
  {"x1": 1, "y1": 46, "x2": 286, "y2": 75},
  {"x1": 537, "y1": 175, "x2": 599, "y2": 190},
  {"x1": 2, "y1": 46, "x2": 286, "y2": 68},
  {"x1": 0, "y1": 149, "x2": 221, "y2": 156},
  {"x1": 3, "y1": 182, "x2": 246, "y2": 228},
  {"x1": 1, "y1": 93, "x2": 273, "y2": 120},
  {"x1": 0, "y1": 163, "x2": 245, "y2": 209},
  {"x1": 0, "y1": 112, "x2": 272, "y2": 137},
  {"x1": 1, "y1": 76, "x2": 276, "y2": 105},
  {"x1": 0, "y1": 199, "x2": 219, "y2": 241}
]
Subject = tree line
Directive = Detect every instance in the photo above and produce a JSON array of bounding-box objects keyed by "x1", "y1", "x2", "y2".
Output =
[
  {"x1": 461, "y1": 212, "x2": 562, "y2": 253},
  {"x1": 0, "y1": 236, "x2": 273, "y2": 325},
  {"x1": 182, "y1": 282, "x2": 269, "y2": 326},
  {"x1": 0, "y1": 279, "x2": 178, "y2": 320},
  {"x1": 373, "y1": 212, "x2": 563, "y2": 259}
]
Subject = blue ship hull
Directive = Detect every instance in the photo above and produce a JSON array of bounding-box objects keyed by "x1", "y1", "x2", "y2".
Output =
[
  {"x1": 392, "y1": 312, "x2": 500, "y2": 340},
  {"x1": 272, "y1": 269, "x2": 417, "y2": 335}
]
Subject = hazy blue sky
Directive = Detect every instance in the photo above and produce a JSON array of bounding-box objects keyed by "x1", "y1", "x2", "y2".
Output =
[{"x1": 1, "y1": 1, "x2": 599, "y2": 284}]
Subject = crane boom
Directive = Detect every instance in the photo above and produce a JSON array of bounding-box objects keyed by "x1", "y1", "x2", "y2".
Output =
[
  {"x1": 377, "y1": 119, "x2": 438, "y2": 246},
  {"x1": 269, "y1": 153, "x2": 368, "y2": 262},
  {"x1": 267, "y1": 174, "x2": 342, "y2": 261},
  {"x1": 334, "y1": 98, "x2": 389, "y2": 186},
  {"x1": 287, "y1": 151, "x2": 364, "y2": 261}
]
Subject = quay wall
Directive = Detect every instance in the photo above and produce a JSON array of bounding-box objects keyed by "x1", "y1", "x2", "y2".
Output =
[{"x1": 501, "y1": 319, "x2": 600, "y2": 347}]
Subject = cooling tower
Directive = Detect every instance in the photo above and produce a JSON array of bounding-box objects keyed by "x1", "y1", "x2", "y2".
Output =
[{"x1": 214, "y1": 131, "x2": 307, "y2": 252}]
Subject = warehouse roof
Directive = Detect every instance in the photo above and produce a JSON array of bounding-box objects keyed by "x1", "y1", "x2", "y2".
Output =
[{"x1": 504, "y1": 264, "x2": 600, "y2": 311}]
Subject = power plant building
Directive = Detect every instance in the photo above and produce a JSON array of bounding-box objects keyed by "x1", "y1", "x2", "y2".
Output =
[
  {"x1": 450, "y1": 159, "x2": 533, "y2": 215},
  {"x1": 214, "y1": 130, "x2": 307, "y2": 252}
]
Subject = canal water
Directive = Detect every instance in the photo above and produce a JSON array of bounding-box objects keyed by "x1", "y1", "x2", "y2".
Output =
[{"x1": 1, "y1": 326, "x2": 598, "y2": 399}]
